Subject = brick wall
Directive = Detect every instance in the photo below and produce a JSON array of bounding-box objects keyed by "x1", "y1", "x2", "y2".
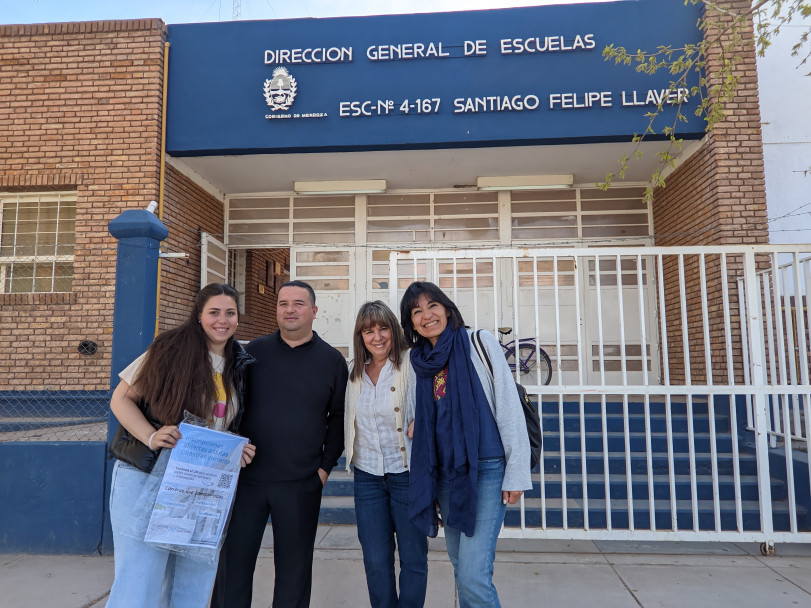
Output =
[
  {"x1": 0, "y1": 20, "x2": 167, "y2": 390},
  {"x1": 157, "y1": 164, "x2": 288, "y2": 341},
  {"x1": 157, "y1": 164, "x2": 226, "y2": 332},
  {"x1": 234, "y1": 248, "x2": 288, "y2": 341},
  {"x1": 651, "y1": 0, "x2": 769, "y2": 383}
]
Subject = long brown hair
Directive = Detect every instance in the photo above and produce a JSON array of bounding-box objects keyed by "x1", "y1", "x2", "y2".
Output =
[
  {"x1": 132, "y1": 283, "x2": 239, "y2": 425},
  {"x1": 350, "y1": 300, "x2": 408, "y2": 382}
]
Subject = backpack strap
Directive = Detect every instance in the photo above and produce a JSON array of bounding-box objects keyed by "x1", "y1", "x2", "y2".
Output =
[{"x1": 471, "y1": 329, "x2": 494, "y2": 379}]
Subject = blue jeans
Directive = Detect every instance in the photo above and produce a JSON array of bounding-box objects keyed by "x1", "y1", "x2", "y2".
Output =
[
  {"x1": 437, "y1": 458, "x2": 506, "y2": 608},
  {"x1": 107, "y1": 461, "x2": 219, "y2": 608},
  {"x1": 354, "y1": 468, "x2": 428, "y2": 608}
]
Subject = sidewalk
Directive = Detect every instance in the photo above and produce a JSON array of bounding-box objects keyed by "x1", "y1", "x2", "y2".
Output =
[{"x1": 3, "y1": 525, "x2": 811, "y2": 607}]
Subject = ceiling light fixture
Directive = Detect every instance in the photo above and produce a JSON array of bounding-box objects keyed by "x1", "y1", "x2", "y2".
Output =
[
  {"x1": 477, "y1": 174, "x2": 574, "y2": 191},
  {"x1": 293, "y1": 179, "x2": 387, "y2": 194}
]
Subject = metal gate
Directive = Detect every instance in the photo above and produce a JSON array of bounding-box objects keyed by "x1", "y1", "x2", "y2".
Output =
[{"x1": 389, "y1": 245, "x2": 811, "y2": 544}]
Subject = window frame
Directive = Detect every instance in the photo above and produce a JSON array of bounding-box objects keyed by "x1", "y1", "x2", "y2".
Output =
[{"x1": 0, "y1": 192, "x2": 77, "y2": 294}]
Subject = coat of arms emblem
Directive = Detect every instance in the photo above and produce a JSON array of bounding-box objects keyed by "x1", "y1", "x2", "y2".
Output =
[{"x1": 264, "y1": 67, "x2": 297, "y2": 111}]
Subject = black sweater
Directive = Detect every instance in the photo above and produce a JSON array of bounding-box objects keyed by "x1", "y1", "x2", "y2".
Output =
[{"x1": 239, "y1": 330, "x2": 347, "y2": 484}]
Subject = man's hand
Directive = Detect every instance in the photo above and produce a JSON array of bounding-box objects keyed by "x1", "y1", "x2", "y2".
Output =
[{"x1": 317, "y1": 468, "x2": 328, "y2": 487}]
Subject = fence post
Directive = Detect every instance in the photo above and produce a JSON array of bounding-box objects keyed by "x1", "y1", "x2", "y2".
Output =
[
  {"x1": 742, "y1": 248, "x2": 774, "y2": 541},
  {"x1": 100, "y1": 208, "x2": 169, "y2": 554},
  {"x1": 388, "y1": 251, "x2": 399, "y2": 312}
]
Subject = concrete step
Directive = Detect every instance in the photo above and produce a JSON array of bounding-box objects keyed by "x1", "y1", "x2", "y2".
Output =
[
  {"x1": 536, "y1": 399, "x2": 728, "y2": 418},
  {"x1": 534, "y1": 473, "x2": 787, "y2": 502},
  {"x1": 320, "y1": 493, "x2": 810, "y2": 531},
  {"x1": 540, "y1": 431, "x2": 735, "y2": 454},
  {"x1": 319, "y1": 495, "x2": 357, "y2": 524},
  {"x1": 503, "y1": 497, "x2": 810, "y2": 532},
  {"x1": 318, "y1": 398, "x2": 809, "y2": 532},
  {"x1": 539, "y1": 451, "x2": 758, "y2": 476},
  {"x1": 541, "y1": 413, "x2": 731, "y2": 435}
]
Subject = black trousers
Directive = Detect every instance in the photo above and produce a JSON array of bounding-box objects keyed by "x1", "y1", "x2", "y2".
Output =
[{"x1": 211, "y1": 474, "x2": 324, "y2": 608}]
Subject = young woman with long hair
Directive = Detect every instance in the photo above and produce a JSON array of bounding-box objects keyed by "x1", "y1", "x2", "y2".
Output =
[{"x1": 106, "y1": 283, "x2": 255, "y2": 607}]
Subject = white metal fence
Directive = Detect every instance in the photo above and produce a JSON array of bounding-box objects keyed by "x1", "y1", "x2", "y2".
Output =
[
  {"x1": 389, "y1": 245, "x2": 811, "y2": 544},
  {"x1": 738, "y1": 253, "x2": 811, "y2": 444}
]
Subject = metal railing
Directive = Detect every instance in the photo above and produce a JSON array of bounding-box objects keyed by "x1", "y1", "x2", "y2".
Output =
[
  {"x1": 389, "y1": 245, "x2": 811, "y2": 544},
  {"x1": 738, "y1": 253, "x2": 811, "y2": 445}
]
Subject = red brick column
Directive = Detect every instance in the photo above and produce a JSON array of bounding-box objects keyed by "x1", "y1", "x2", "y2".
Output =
[{"x1": 651, "y1": 0, "x2": 769, "y2": 384}]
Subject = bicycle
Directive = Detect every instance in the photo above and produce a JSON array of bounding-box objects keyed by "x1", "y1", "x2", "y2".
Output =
[{"x1": 496, "y1": 327, "x2": 552, "y2": 385}]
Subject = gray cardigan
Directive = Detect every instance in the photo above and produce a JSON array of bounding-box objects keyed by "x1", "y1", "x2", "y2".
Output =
[{"x1": 406, "y1": 329, "x2": 533, "y2": 492}]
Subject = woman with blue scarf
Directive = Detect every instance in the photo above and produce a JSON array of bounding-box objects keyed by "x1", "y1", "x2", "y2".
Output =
[{"x1": 401, "y1": 281, "x2": 531, "y2": 608}]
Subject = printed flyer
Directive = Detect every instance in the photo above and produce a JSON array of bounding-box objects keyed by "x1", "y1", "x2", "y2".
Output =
[{"x1": 144, "y1": 422, "x2": 247, "y2": 548}]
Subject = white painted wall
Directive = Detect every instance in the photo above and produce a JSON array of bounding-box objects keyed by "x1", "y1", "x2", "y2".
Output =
[{"x1": 757, "y1": 16, "x2": 811, "y2": 244}]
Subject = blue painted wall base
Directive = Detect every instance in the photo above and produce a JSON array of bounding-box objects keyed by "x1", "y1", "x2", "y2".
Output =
[{"x1": 0, "y1": 442, "x2": 107, "y2": 554}]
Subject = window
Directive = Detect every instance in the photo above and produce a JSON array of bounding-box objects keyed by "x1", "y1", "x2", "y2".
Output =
[
  {"x1": 0, "y1": 192, "x2": 76, "y2": 294},
  {"x1": 366, "y1": 192, "x2": 499, "y2": 244},
  {"x1": 226, "y1": 195, "x2": 356, "y2": 246},
  {"x1": 228, "y1": 248, "x2": 246, "y2": 313},
  {"x1": 511, "y1": 187, "x2": 650, "y2": 244}
]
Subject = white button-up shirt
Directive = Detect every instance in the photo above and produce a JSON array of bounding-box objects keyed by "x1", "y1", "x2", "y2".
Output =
[{"x1": 351, "y1": 360, "x2": 408, "y2": 476}]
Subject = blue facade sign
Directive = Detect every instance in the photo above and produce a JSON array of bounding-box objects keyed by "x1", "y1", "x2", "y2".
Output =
[{"x1": 166, "y1": 0, "x2": 703, "y2": 156}]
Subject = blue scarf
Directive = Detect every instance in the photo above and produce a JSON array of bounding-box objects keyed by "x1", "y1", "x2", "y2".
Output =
[{"x1": 408, "y1": 326, "x2": 488, "y2": 537}]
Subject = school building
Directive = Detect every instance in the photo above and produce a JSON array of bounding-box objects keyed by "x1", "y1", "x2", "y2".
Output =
[{"x1": 2, "y1": 0, "x2": 809, "y2": 554}]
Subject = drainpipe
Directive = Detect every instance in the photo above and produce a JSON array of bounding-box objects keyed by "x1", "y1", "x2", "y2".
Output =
[{"x1": 155, "y1": 41, "x2": 170, "y2": 337}]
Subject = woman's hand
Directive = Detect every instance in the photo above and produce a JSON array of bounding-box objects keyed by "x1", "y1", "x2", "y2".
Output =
[
  {"x1": 241, "y1": 442, "x2": 256, "y2": 467},
  {"x1": 149, "y1": 425, "x2": 181, "y2": 450},
  {"x1": 111, "y1": 380, "x2": 181, "y2": 451},
  {"x1": 407, "y1": 421, "x2": 415, "y2": 439},
  {"x1": 502, "y1": 490, "x2": 524, "y2": 505}
]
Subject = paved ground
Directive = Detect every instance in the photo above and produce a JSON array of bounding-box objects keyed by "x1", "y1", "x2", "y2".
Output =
[{"x1": 2, "y1": 525, "x2": 811, "y2": 607}]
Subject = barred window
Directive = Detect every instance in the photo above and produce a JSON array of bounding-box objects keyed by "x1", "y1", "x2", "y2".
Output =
[
  {"x1": 0, "y1": 192, "x2": 76, "y2": 294},
  {"x1": 366, "y1": 192, "x2": 499, "y2": 244}
]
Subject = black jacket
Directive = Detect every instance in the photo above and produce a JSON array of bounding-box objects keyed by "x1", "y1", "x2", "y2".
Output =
[
  {"x1": 227, "y1": 340, "x2": 255, "y2": 433},
  {"x1": 108, "y1": 340, "x2": 255, "y2": 472}
]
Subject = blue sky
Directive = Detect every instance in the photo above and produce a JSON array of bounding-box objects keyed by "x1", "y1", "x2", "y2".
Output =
[{"x1": 1, "y1": 0, "x2": 613, "y2": 25}]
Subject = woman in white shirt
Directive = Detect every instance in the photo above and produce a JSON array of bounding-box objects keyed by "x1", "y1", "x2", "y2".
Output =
[{"x1": 344, "y1": 300, "x2": 428, "y2": 608}]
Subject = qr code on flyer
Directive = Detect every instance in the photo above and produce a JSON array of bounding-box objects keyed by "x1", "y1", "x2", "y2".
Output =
[{"x1": 217, "y1": 473, "x2": 233, "y2": 489}]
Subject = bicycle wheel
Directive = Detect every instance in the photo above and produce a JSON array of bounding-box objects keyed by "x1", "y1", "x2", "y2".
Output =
[
  {"x1": 537, "y1": 348, "x2": 552, "y2": 385},
  {"x1": 503, "y1": 346, "x2": 517, "y2": 374},
  {"x1": 517, "y1": 344, "x2": 552, "y2": 385}
]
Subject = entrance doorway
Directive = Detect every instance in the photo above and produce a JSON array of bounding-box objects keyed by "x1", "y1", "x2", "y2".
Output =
[{"x1": 201, "y1": 232, "x2": 288, "y2": 342}]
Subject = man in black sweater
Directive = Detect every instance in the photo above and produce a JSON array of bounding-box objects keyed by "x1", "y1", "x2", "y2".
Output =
[{"x1": 212, "y1": 280, "x2": 347, "y2": 608}]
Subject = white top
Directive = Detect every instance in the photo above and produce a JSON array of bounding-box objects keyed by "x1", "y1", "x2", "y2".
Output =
[
  {"x1": 118, "y1": 350, "x2": 237, "y2": 431},
  {"x1": 352, "y1": 359, "x2": 408, "y2": 476},
  {"x1": 344, "y1": 352, "x2": 411, "y2": 473}
]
